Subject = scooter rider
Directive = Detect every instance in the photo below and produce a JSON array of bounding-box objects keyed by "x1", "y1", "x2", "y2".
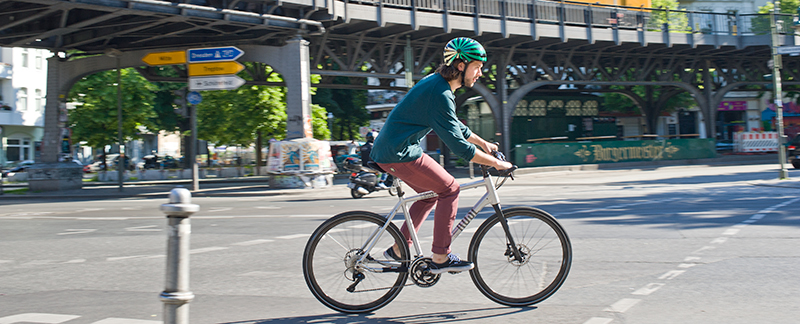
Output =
[{"x1": 360, "y1": 131, "x2": 392, "y2": 189}]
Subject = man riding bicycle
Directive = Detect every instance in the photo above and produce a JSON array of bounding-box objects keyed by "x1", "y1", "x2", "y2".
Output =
[{"x1": 371, "y1": 37, "x2": 513, "y2": 274}]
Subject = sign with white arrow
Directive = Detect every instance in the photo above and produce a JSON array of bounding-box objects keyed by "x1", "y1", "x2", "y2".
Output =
[
  {"x1": 189, "y1": 75, "x2": 246, "y2": 91},
  {"x1": 187, "y1": 46, "x2": 244, "y2": 63},
  {"x1": 777, "y1": 45, "x2": 800, "y2": 55}
]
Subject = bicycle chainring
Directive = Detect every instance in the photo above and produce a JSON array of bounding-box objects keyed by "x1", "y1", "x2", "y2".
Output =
[{"x1": 410, "y1": 257, "x2": 441, "y2": 287}]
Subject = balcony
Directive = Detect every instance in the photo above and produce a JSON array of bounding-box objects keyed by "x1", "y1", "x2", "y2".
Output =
[{"x1": 0, "y1": 63, "x2": 11, "y2": 79}]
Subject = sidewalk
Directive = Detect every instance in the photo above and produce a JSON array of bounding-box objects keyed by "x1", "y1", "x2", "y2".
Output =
[{"x1": 1, "y1": 153, "x2": 797, "y2": 199}]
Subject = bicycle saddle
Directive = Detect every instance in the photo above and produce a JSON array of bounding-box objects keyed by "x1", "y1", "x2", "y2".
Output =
[{"x1": 366, "y1": 161, "x2": 387, "y2": 173}]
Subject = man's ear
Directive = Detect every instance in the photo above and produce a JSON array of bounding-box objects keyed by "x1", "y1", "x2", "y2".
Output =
[{"x1": 458, "y1": 62, "x2": 465, "y2": 72}]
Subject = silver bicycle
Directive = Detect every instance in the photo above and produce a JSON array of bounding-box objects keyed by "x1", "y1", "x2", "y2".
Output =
[{"x1": 302, "y1": 152, "x2": 572, "y2": 313}]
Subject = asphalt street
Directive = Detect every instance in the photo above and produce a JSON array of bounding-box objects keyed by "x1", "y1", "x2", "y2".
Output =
[{"x1": 1, "y1": 162, "x2": 799, "y2": 324}]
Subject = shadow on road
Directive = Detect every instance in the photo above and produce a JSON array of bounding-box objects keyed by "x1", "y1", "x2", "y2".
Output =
[{"x1": 222, "y1": 306, "x2": 536, "y2": 323}]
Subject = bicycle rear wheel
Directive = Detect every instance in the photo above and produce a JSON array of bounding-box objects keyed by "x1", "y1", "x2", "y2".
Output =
[
  {"x1": 468, "y1": 206, "x2": 572, "y2": 306},
  {"x1": 303, "y1": 211, "x2": 410, "y2": 313}
]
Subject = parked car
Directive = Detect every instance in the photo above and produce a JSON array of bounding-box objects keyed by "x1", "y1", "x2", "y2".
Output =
[
  {"x1": 2, "y1": 164, "x2": 30, "y2": 177},
  {"x1": 788, "y1": 135, "x2": 800, "y2": 169}
]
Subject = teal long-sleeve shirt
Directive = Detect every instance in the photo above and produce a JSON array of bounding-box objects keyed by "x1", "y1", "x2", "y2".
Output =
[{"x1": 371, "y1": 73, "x2": 476, "y2": 164}]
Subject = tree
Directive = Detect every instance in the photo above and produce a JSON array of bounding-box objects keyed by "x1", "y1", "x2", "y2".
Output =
[
  {"x1": 650, "y1": 0, "x2": 690, "y2": 33},
  {"x1": 312, "y1": 77, "x2": 369, "y2": 140},
  {"x1": 67, "y1": 68, "x2": 157, "y2": 166},
  {"x1": 601, "y1": 85, "x2": 695, "y2": 134}
]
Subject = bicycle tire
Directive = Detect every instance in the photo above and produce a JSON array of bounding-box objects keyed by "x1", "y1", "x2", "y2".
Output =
[
  {"x1": 468, "y1": 206, "x2": 572, "y2": 306},
  {"x1": 303, "y1": 211, "x2": 410, "y2": 313}
]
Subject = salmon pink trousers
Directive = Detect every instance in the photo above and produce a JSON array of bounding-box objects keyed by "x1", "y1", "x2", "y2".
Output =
[{"x1": 377, "y1": 154, "x2": 460, "y2": 255}]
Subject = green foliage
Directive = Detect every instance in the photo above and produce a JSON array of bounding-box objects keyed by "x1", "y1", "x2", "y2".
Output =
[
  {"x1": 312, "y1": 76, "x2": 369, "y2": 140},
  {"x1": 752, "y1": 0, "x2": 800, "y2": 35},
  {"x1": 649, "y1": 0, "x2": 690, "y2": 33},
  {"x1": 67, "y1": 68, "x2": 157, "y2": 149},
  {"x1": 196, "y1": 84, "x2": 286, "y2": 146}
]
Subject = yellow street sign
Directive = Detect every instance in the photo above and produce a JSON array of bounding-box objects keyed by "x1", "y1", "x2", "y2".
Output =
[
  {"x1": 188, "y1": 61, "x2": 245, "y2": 77},
  {"x1": 141, "y1": 51, "x2": 186, "y2": 66}
]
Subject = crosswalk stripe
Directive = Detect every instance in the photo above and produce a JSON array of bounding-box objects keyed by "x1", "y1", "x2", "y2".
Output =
[{"x1": 0, "y1": 313, "x2": 80, "y2": 324}]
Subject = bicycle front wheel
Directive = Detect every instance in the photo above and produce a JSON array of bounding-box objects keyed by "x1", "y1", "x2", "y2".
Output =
[
  {"x1": 303, "y1": 211, "x2": 410, "y2": 313},
  {"x1": 468, "y1": 206, "x2": 572, "y2": 306}
]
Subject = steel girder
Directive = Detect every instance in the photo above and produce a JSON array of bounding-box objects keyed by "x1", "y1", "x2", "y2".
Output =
[
  {"x1": 0, "y1": 0, "x2": 326, "y2": 53},
  {"x1": 307, "y1": 30, "x2": 800, "y2": 153}
]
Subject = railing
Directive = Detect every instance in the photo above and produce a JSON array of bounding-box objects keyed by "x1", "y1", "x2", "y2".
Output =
[{"x1": 340, "y1": 0, "x2": 794, "y2": 36}]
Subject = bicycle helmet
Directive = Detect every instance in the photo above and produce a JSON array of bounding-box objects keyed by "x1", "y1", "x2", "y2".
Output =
[{"x1": 443, "y1": 37, "x2": 487, "y2": 66}]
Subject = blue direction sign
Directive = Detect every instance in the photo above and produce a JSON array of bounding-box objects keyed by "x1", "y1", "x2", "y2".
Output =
[
  {"x1": 187, "y1": 91, "x2": 202, "y2": 105},
  {"x1": 187, "y1": 46, "x2": 244, "y2": 63}
]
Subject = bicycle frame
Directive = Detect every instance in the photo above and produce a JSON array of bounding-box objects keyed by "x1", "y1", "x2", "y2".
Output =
[{"x1": 355, "y1": 166, "x2": 523, "y2": 268}]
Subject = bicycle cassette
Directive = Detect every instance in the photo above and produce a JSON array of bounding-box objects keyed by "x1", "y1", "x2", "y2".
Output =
[{"x1": 410, "y1": 257, "x2": 441, "y2": 288}]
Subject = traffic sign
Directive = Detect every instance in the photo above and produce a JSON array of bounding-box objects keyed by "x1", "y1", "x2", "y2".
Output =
[
  {"x1": 187, "y1": 61, "x2": 245, "y2": 77},
  {"x1": 777, "y1": 45, "x2": 800, "y2": 55},
  {"x1": 189, "y1": 75, "x2": 246, "y2": 91},
  {"x1": 187, "y1": 91, "x2": 202, "y2": 105},
  {"x1": 142, "y1": 50, "x2": 186, "y2": 66},
  {"x1": 187, "y1": 46, "x2": 244, "y2": 63}
]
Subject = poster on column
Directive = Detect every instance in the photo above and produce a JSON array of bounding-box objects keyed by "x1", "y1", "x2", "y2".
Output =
[{"x1": 281, "y1": 142, "x2": 301, "y2": 171}]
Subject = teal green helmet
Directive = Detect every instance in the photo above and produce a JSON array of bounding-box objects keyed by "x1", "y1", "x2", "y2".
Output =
[{"x1": 443, "y1": 37, "x2": 487, "y2": 66}]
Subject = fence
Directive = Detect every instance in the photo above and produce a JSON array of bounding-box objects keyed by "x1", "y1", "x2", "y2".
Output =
[{"x1": 344, "y1": 0, "x2": 790, "y2": 36}]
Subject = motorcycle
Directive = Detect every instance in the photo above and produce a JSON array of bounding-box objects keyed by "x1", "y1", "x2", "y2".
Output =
[{"x1": 343, "y1": 157, "x2": 397, "y2": 199}]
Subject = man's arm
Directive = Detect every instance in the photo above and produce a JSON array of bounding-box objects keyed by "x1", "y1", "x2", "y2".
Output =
[{"x1": 467, "y1": 133, "x2": 512, "y2": 170}]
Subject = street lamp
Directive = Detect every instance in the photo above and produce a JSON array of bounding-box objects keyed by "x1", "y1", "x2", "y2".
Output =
[{"x1": 769, "y1": 6, "x2": 789, "y2": 179}]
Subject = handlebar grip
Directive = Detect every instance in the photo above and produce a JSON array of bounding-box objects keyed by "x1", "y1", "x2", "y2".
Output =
[{"x1": 497, "y1": 165, "x2": 517, "y2": 178}]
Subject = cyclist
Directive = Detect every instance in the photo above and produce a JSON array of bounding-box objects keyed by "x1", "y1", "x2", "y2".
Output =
[{"x1": 371, "y1": 37, "x2": 513, "y2": 274}]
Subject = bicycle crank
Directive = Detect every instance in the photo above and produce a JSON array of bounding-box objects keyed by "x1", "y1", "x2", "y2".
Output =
[{"x1": 410, "y1": 257, "x2": 441, "y2": 287}]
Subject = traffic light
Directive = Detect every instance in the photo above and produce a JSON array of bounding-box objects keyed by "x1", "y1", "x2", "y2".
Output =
[{"x1": 173, "y1": 87, "x2": 188, "y2": 117}]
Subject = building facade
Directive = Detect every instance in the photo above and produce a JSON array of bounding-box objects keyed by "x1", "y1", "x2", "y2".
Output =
[{"x1": 0, "y1": 47, "x2": 49, "y2": 167}]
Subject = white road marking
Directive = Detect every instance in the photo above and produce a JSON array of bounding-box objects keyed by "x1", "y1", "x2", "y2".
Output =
[
  {"x1": 658, "y1": 270, "x2": 686, "y2": 280},
  {"x1": 121, "y1": 207, "x2": 142, "y2": 211},
  {"x1": 189, "y1": 247, "x2": 228, "y2": 254},
  {"x1": 231, "y1": 239, "x2": 274, "y2": 246},
  {"x1": 349, "y1": 223, "x2": 378, "y2": 229},
  {"x1": 208, "y1": 207, "x2": 233, "y2": 212},
  {"x1": 76, "y1": 208, "x2": 105, "y2": 212},
  {"x1": 632, "y1": 283, "x2": 665, "y2": 296},
  {"x1": 91, "y1": 318, "x2": 161, "y2": 324},
  {"x1": 64, "y1": 259, "x2": 86, "y2": 264},
  {"x1": 276, "y1": 234, "x2": 309, "y2": 239},
  {"x1": 583, "y1": 318, "x2": 613, "y2": 324},
  {"x1": 678, "y1": 263, "x2": 697, "y2": 268},
  {"x1": 57, "y1": 229, "x2": 97, "y2": 235},
  {"x1": 710, "y1": 237, "x2": 728, "y2": 244},
  {"x1": 255, "y1": 206, "x2": 281, "y2": 209},
  {"x1": 750, "y1": 214, "x2": 765, "y2": 220},
  {"x1": 722, "y1": 228, "x2": 740, "y2": 235},
  {"x1": 604, "y1": 298, "x2": 641, "y2": 313},
  {"x1": 684, "y1": 256, "x2": 701, "y2": 262},
  {"x1": 125, "y1": 225, "x2": 161, "y2": 232},
  {"x1": 106, "y1": 255, "x2": 164, "y2": 261},
  {"x1": 76, "y1": 217, "x2": 129, "y2": 220},
  {"x1": 0, "y1": 313, "x2": 80, "y2": 324},
  {"x1": 0, "y1": 260, "x2": 13, "y2": 264},
  {"x1": 691, "y1": 246, "x2": 715, "y2": 254}
]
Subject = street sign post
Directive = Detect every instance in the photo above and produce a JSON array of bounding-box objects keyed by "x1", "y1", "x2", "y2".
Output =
[
  {"x1": 141, "y1": 50, "x2": 187, "y2": 66},
  {"x1": 189, "y1": 75, "x2": 246, "y2": 91},
  {"x1": 187, "y1": 61, "x2": 245, "y2": 77},
  {"x1": 186, "y1": 46, "x2": 244, "y2": 63}
]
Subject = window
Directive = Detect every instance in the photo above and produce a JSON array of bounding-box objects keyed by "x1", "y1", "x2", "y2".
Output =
[
  {"x1": 21, "y1": 49, "x2": 28, "y2": 68},
  {"x1": 18, "y1": 88, "x2": 28, "y2": 111},
  {"x1": 35, "y1": 51, "x2": 42, "y2": 69},
  {"x1": 5, "y1": 138, "x2": 31, "y2": 162},
  {"x1": 35, "y1": 89, "x2": 43, "y2": 111}
]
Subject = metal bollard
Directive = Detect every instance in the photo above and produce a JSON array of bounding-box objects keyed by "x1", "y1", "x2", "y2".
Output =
[{"x1": 159, "y1": 187, "x2": 199, "y2": 324}]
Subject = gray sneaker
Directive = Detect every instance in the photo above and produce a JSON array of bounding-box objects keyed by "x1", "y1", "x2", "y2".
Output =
[{"x1": 429, "y1": 253, "x2": 474, "y2": 274}]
